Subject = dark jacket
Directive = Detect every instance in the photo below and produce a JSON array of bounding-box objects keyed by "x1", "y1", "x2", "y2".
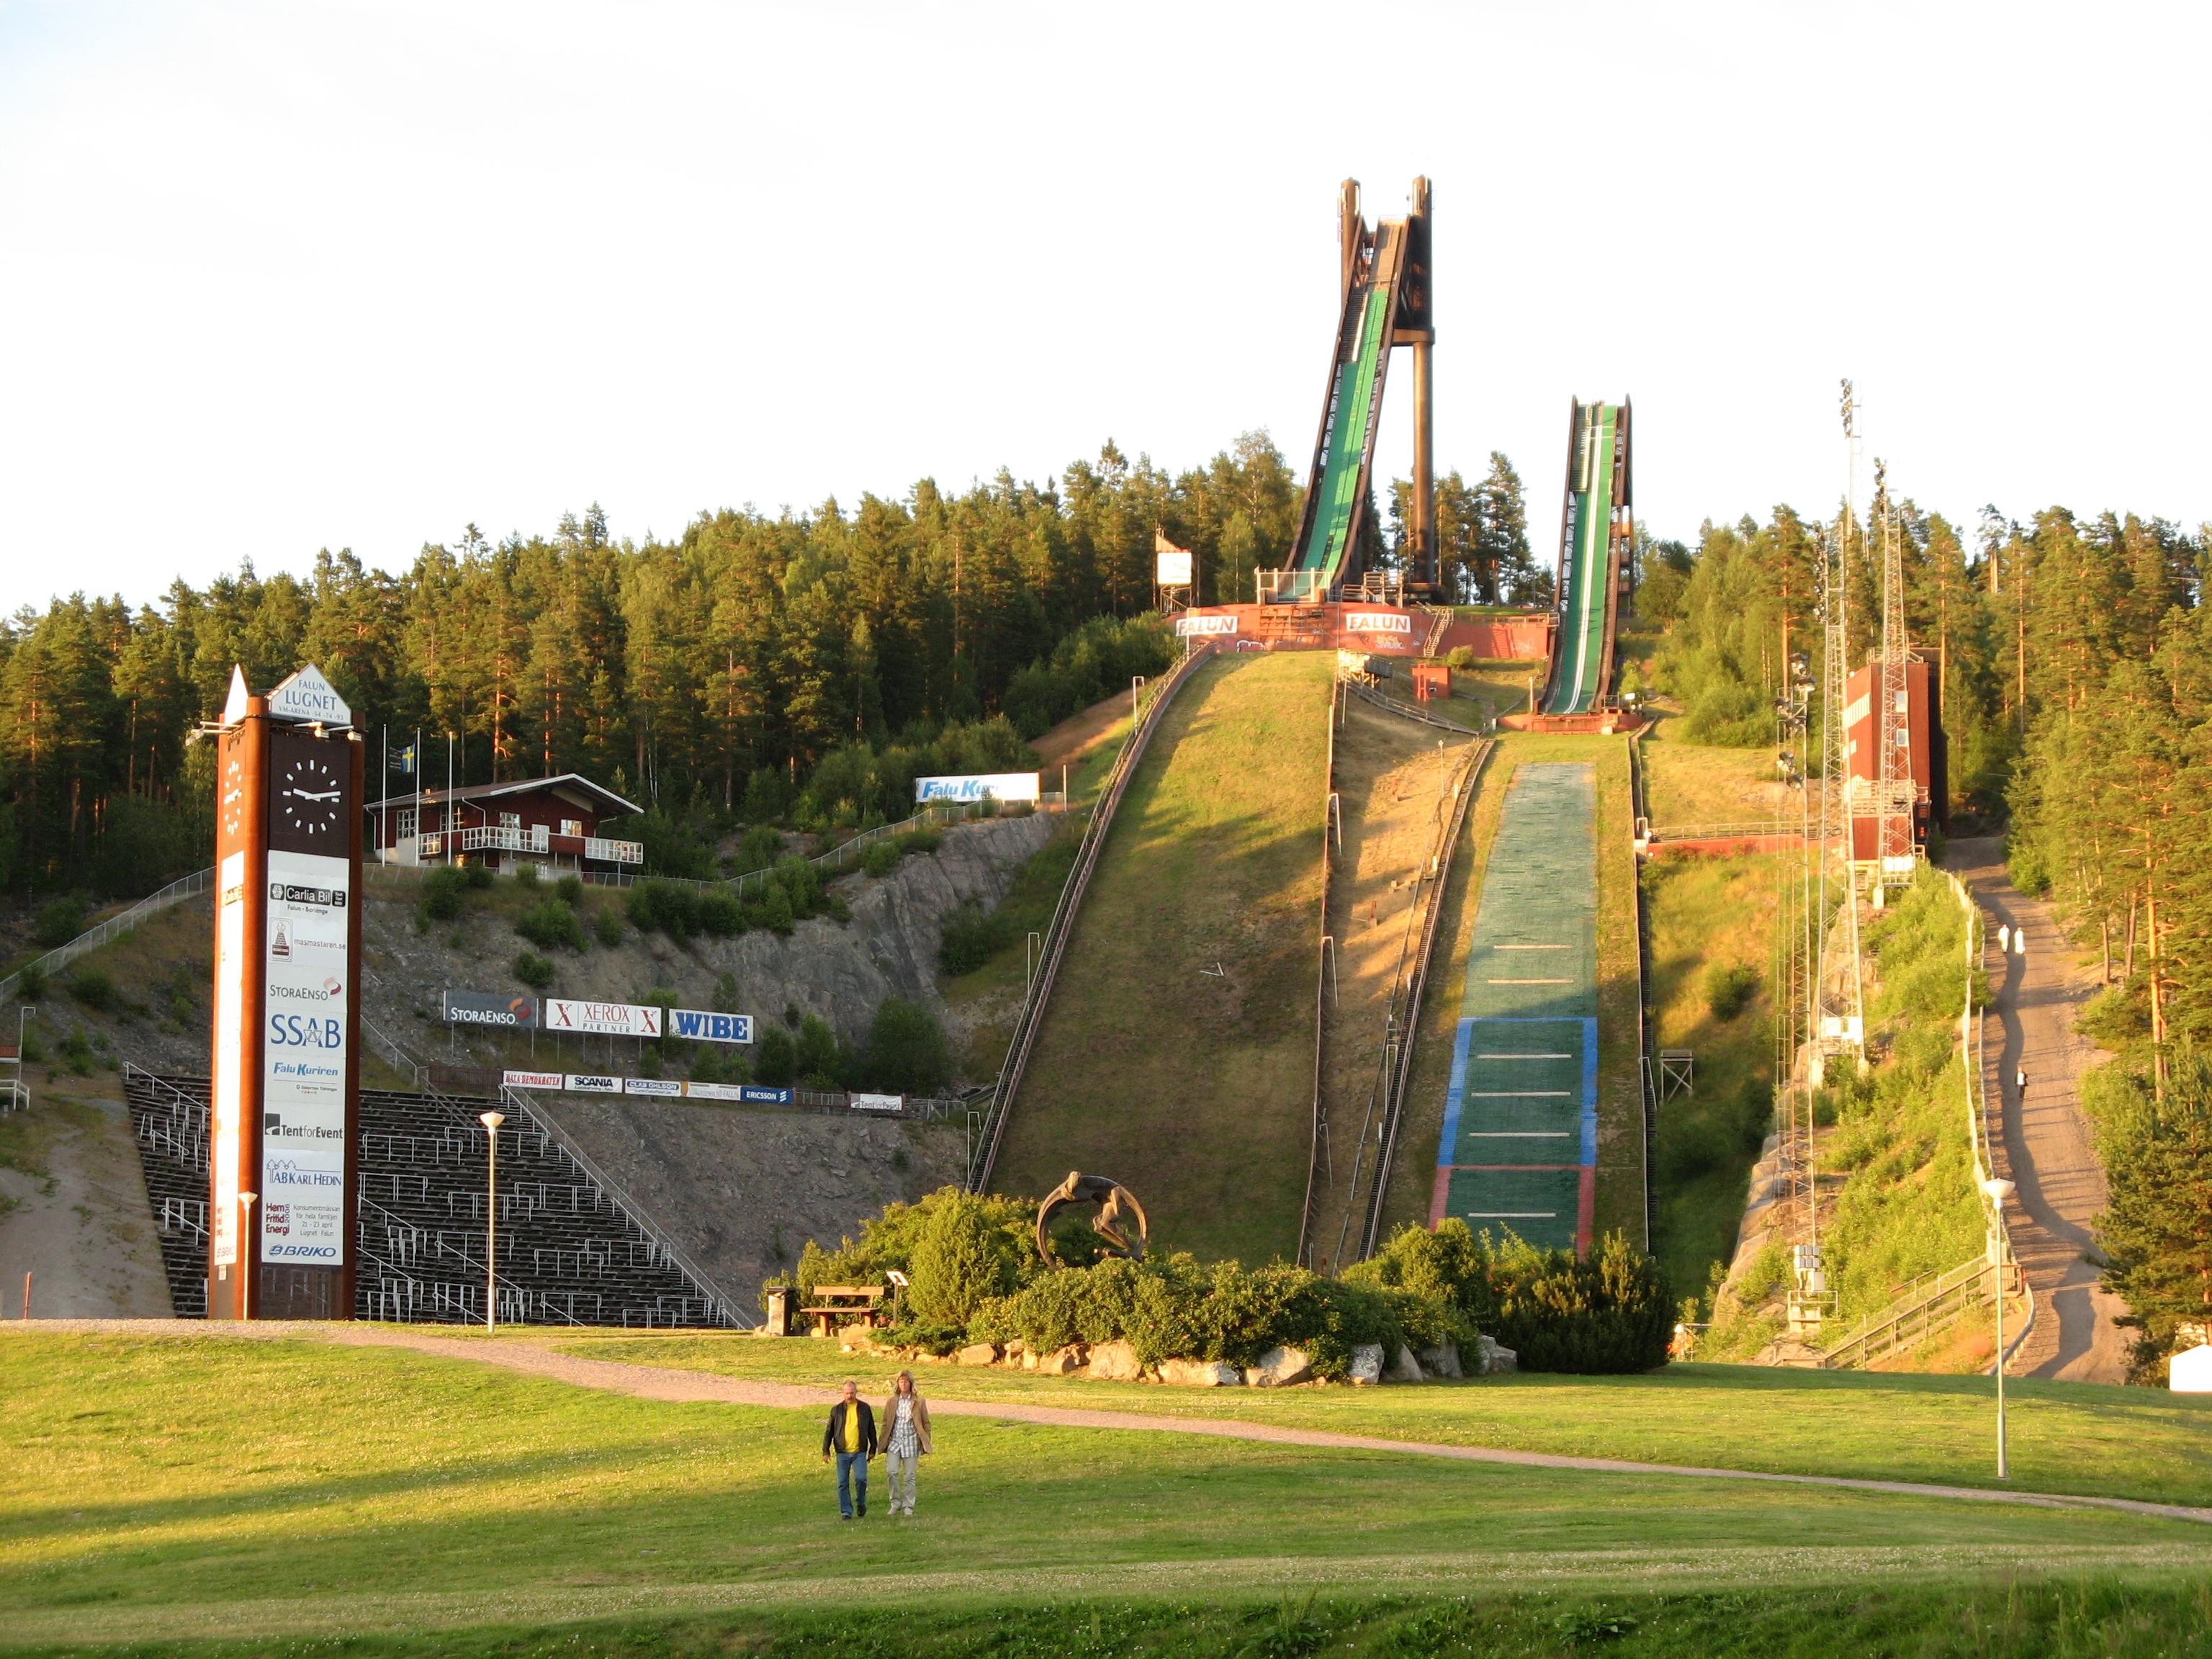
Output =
[{"x1": 822, "y1": 1398, "x2": 877, "y2": 1457}]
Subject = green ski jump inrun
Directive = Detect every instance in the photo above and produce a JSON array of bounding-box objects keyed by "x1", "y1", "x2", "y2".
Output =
[{"x1": 1542, "y1": 398, "x2": 1632, "y2": 715}]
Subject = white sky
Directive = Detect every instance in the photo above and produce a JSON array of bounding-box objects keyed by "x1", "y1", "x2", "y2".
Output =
[{"x1": 3, "y1": 1, "x2": 2206, "y2": 614}]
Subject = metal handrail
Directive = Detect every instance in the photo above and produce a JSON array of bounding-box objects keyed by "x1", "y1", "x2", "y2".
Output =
[
  {"x1": 967, "y1": 644, "x2": 1210, "y2": 1191},
  {"x1": 0, "y1": 867, "x2": 214, "y2": 1004}
]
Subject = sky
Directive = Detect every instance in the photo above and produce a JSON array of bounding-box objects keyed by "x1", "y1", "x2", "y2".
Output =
[{"x1": 2, "y1": 1, "x2": 2207, "y2": 614}]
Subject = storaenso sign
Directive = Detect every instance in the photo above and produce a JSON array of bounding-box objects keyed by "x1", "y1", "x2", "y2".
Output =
[{"x1": 444, "y1": 990, "x2": 539, "y2": 1029}]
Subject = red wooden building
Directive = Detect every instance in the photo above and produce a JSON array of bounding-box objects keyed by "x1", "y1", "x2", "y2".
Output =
[{"x1": 364, "y1": 774, "x2": 644, "y2": 873}]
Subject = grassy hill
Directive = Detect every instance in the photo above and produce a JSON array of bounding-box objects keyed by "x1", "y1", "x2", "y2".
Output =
[
  {"x1": 991, "y1": 652, "x2": 1334, "y2": 1262},
  {"x1": 4, "y1": 1327, "x2": 2209, "y2": 1656}
]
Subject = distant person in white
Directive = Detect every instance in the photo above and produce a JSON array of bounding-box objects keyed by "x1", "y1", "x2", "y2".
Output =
[
  {"x1": 2016, "y1": 1066, "x2": 2028, "y2": 1097},
  {"x1": 1998, "y1": 923, "x2": 2011, "y2": 953},
  {"x1": 881, "y1": 1369, "x2": 932, "y2": 1517},
  {"x1": 2015, "y1": 930, "x2": 2026, "y2": 958}
]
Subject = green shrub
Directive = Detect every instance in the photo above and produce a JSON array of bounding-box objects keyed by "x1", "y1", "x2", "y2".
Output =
[
  {"x1": 464, "y1": 863, "x2": 493, "y2": 890},
  {"x1": 60, "y1": 1024, "x2": 94, "y2": 1076},
  {"x1": 69, "y1": 967, "x2": 118, "y2": 1012},
  {"x1": 855, "y1": 997, "x2": 952, "y2": 1096},
  {"x1": 554, "y1": 873, "x2": 585, "y2": 907},
  {"x1": 592, "y1": 904, "x2": 624, "y2": 947},
  {"x1": 1444, "y1": 645, "x2": 1475, "y2": 670},
  {"x1": 754, "y1": 1024, "x2": 798, "y2": 1087},
  {"x1": 794, "y1": 1014, "x2": 843, "y2": 1086},
  {"x1": 903, "y1": 1194, "x2": 1017, "y2": 1327},
  {"x1": 1478, "y1": 1231, "x2": 1673, "y2": 1374},
  {"x1": 516, "y1": 898, "x2": 588, "y2": 953},
  {"x1": 860, "y1": 841, "x2": 901, "y2": 878},
  {"x1": 626, "y1": 878, "x2": 698, "y2": 939},
  {"x1": 418, "y1": 865, "x2": 468, "y2": 923},
  {"x1": 1704, "y1": 962, "x2": 1760, "y2": 1020},
  {"x1": 757, "y1": 886, "x2": 796, "y2": 937},
  {"x1": 938, "y1": 902, "x2": 1014, "y2": 974},
  {"x1": 511, "y1": 862, "x2": 540, "y2": 890},
  {"x1": 513, "y1": 950, "x2": 555, "y2": 990},
  {"x1": 33, "y1": 897, "x2": 87, "y2": 949},
  {"x1": 895, "y1": 828, "x2": 941, "y2": 857},
  {"x1": 16, "y1": 963, "x2": 49, "y2": 1001}
]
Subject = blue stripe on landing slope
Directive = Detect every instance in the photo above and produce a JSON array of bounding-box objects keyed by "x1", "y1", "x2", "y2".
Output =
[
  {"x1": 1437, "y1": 1018, "x2": 1475, "y2": 1167},
  {"x1": 1580, "y1": 1015, "x2": 1599, "y2": 1166}
]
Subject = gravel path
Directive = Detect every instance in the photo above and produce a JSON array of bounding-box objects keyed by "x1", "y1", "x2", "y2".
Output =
[
  {"x1": 22, "y1": 1318, "x2": 2208, "y2": 1526},
  {"x1": 1947, "y1": 837, "x2": 2133, "y2": 1383}
]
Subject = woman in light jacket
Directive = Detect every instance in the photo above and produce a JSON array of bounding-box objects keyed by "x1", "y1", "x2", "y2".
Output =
[{"x1": 880, "y1": 1369, "x2": 932, "y2": 1517}]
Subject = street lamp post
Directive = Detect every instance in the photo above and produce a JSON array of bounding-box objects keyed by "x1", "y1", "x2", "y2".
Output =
[
  {"x1": 1980, "y1": 1175, "x2": 2018, "y2": 1479},
  {"x1": 238, "y1": 1192, "x2": 257, "y2": 1321},
  {"x1": 480, "y1": 1111, "x2": 505, "y2": 1331}
]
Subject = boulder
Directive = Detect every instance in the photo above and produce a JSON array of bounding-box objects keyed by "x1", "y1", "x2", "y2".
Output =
[
  {"x1": 1086, "y1": 1339, "x2": 1144, "y2": 1382},
  {"x1": 1244, "y1": 1345, "x2": 1314, "y2": 1388},
  {"x1": 839, "y1": 1329, "x2": 884, "y2": 1355},
  {"x1": 1158, "y1": 1358, "x2": 1242, "y2": 1387},
  {"x1": 1385, "y1": 1344, "x2": 1426, "y2": 1383},
  {"x1": 1002, "y1": 1339, "x2": 1026, "y2": 1364},
  {"x1": 1020, "y1": 1349, "x2": 1041, "y2": 1371},
  {"x1": 1419, "y1": 1341, "x2": 1463, "y2": 1380},
  {"x1": 1347, "y1": 1343, "x2": 1385, "y2": 1385},
  {"x1": 954, "y1": 1342, "x2": 1001, "y2": 1367},
  {"x1": 1475, "y1": 1334, "x2": 1518, "y2": 1375},
  {"x1": 1037, "y1": 1343, "x2": 1088, "y2": 1377}
]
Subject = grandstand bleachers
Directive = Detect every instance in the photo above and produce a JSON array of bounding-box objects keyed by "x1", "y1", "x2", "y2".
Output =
[{"x1": 123, "y1": 1066, "x2": 742, "y2": 1327}]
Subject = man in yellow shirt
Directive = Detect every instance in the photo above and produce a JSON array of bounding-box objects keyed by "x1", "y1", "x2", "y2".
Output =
[{"x1": 820, "y1": 1379, "x2": 878, "y2": 1519}]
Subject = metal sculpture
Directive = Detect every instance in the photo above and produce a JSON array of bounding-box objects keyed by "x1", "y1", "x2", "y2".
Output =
[{"x1": 1035, "y1": 1172, "x2": 1149, "y2": 1267}]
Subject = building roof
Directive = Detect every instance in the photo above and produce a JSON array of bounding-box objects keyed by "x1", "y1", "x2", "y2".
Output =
[{"x1": 364, "y1": 773, "x2": 642, "y2": 818}]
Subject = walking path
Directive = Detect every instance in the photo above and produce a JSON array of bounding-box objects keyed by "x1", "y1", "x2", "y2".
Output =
[
  {"x1": 20, "y1": 1318, "x2": 2207, "y2": 1526},
  {"x1": 1946, "y1": 837, "x2": 2133, "y2": 1383}
]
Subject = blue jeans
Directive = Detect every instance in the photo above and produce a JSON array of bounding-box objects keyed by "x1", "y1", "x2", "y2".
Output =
[{"x1": 835, "y1": 1450, "x2": 869, "y2": 1517}]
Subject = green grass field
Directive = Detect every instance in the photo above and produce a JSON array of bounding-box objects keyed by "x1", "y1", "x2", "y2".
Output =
[
  {"x1": 4, "y1": 1329, "x2": 2210, "y2": 1656},
  {"x1": 990, "y1": 653, "x2": 1334, "y2": 1264},
  {"x1": 1643, "y1": 853, "x2": 1786, "y2": 1304},
  {"x1": 1638, "y1": 717, "x2": 1786, "y2": 829}
]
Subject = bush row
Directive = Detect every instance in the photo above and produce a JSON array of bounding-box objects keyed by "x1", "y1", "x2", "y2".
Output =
[{"x1": 789, "y1": 1191, "x2": 1673, "y2": 1377}]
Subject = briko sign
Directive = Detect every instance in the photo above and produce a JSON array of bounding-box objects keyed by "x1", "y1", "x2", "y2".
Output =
[
  {"x1": 1174, "y1": 613, "x2": 1239, "y2": 637},
  {"x1": 445, "y1": 990, "x2": 539, "y2": 1029},
  {"x1": 914, "y1": 773, "x2": 1041, "y2": 804},
  {"x1": 544, "y1": 998, "x2": 753, "y2": 1043}
]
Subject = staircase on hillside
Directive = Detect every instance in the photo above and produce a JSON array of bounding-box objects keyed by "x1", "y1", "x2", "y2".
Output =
[
  {"x1": 122, "y1": 1066, "x2": 743, "y2": 1327},
  {"x1": 1813, "y1": 1254, "x2": 2020, "y2": 1370}
]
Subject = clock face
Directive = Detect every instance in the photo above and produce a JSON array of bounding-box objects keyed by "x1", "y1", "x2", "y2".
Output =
[
  {"x1": 279, "y1": 754, "x2": 343, "y2": 840},
  {"x1": 220, "y1": 752, "x2": 246, "y2": 840}
]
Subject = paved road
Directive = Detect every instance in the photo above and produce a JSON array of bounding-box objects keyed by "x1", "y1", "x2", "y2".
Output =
[
  {"x1": 1946, "y1": 837, "x2": 2132, "y2": 1383},
  {"x1": 17, "y1": 1318, "x2": 2206, "y2": 1526}
]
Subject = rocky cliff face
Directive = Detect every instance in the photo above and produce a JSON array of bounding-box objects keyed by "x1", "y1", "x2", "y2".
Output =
[{"x1": 368, "y1": 811, "x2": 1056, "y2": 1064}]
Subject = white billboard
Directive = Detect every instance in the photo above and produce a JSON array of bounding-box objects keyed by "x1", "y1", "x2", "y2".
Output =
[
  {"x1": 914, "y1": 773, "x2": 1041, "y2": 804},
  {"x1": 1156, "y1": 549, "x2": 1193, "y2": 588},
  {"x1": 260, "y1": 849, "x2": 351, "y2": 1265},
  {"x1": 1174, "y1": 613, "x2": 1239, "y2": 637},
  {"x1": 546, "y1": 998, "x2": 663, "y2": 1038}
]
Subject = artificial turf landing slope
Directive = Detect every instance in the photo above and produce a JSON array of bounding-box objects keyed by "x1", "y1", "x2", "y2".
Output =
[{"x1": 992, "y1": 652, "x2": 1334, "y2": 1264}]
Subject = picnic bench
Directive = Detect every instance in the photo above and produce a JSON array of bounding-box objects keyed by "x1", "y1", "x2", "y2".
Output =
[{"x1": 801, "y1": 1284, "x2": 888, "y2": 1338}]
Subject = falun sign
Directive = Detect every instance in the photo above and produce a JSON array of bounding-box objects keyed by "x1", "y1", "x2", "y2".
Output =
[{"x1": 207, "y1": 665, "x2": 364, "y2": 1321}]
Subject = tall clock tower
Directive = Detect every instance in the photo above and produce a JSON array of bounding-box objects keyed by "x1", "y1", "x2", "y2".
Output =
[{"x1": 208, "y1": 665, "x2": 364, "y2": 1321}]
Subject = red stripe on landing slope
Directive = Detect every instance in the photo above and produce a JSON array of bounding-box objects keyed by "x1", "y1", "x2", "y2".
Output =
[
  {"x1": 1577, "y1": 1167, "x2": 1596, "y2": 1255},
  {"x1": 1429, "y1": 1164, "x2": 1451, "y2": 1229}
]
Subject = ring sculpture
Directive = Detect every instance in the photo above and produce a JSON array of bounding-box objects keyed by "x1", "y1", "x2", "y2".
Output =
[{"x1": 1035, "y1": 1171, "x2": 1150, "y2": 1267}]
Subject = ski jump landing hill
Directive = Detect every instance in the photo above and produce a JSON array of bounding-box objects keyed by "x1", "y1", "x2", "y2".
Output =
[{"x1": 973, "y1": 179, "x2": 1644, "y2": 1265}]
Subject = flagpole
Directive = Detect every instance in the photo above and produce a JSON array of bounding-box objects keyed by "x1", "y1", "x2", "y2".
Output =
[
  {"x1": 379, "y1": 725, "x2": 389, "y2": 864},
  {"x1": 414, "y1": 727, "x2": 422, "y2": 867},
  {"x1": 446, "y1": 731, "x2": 455, "y2": 864}
]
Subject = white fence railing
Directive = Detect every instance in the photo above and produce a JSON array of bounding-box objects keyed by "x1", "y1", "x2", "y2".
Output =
[{"x1": 0, "y1": 866, "x2": 215, "y2": 1006}]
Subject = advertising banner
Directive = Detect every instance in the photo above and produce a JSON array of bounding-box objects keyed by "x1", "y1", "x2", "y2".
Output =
[
  {"x1": 565, "y1": 1074, "x2": 621, "y2": 1094},
  {"x1": 683, "y1": 1081, "x2": 748, "y2": 1102},
  {"x1": 849, "y1": 1092, "x2": 904, "y2": 1112},
  {"x1": 668, "y1": 1009, "x2": 753, "y2": 1045},
  {"x1": 914, "y1": 773, "x2": 1041, "y2": 804},
  {"x1": 503, "y1": 1070, "x2": 564, "y2": 1090},
  {"x1": 623, "y1": 1077, "x2": 683, "y2": 1097},
  {"x1": 260, "y1": 848, "x2": 351, "y2": 1265},
  {"x1": 739, "y1": 1084, "x2": 793, "y2": 1104},
  {"x1": 1344, "y1": 610, "x2": 1414, "y2": 635},
  {"x1": 1156, "y1": 549, "x2": 1193, "y2": 588},
  {"x1": 1174, "y1": 613, "x2": 1239, "y2": 637},
  {"x1": 212, "y1": 850, "x2": 247, "y2": 1269},
  {"x1": 546, "y1": 998, "x2": 664, "y2": 1038},
  {"x1": 446, "y1": 990, "x2": 539, "y2": 1029}
]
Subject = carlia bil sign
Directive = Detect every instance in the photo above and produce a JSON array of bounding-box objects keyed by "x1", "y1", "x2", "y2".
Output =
[{"x1": 914, "y1": 773, "x2": 1040, "y2": 804}]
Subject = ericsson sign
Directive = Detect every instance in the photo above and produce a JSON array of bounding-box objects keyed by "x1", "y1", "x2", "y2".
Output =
[{"x1": 208, "y1": 663, "x2": 364, "y2": 1321}]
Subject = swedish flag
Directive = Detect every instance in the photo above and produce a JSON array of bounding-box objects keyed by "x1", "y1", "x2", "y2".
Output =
[{"x1": 392, "y1": 744, "x2": 417, "y2": 775}]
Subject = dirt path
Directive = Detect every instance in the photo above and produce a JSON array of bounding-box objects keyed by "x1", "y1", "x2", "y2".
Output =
[
  {"x1": 21, "y1": 1318, "x2": 2210, "y2": 1526},
  {"x1": 0, "y1": 1089, "x2": 174, "y2": 1318},
  {"x1": 1027, "y1": 692, "x2": 1130, "y2": 779},
  {"x1": 1946, "y1": 837, "x2": 2132, "y2": 1383}
]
